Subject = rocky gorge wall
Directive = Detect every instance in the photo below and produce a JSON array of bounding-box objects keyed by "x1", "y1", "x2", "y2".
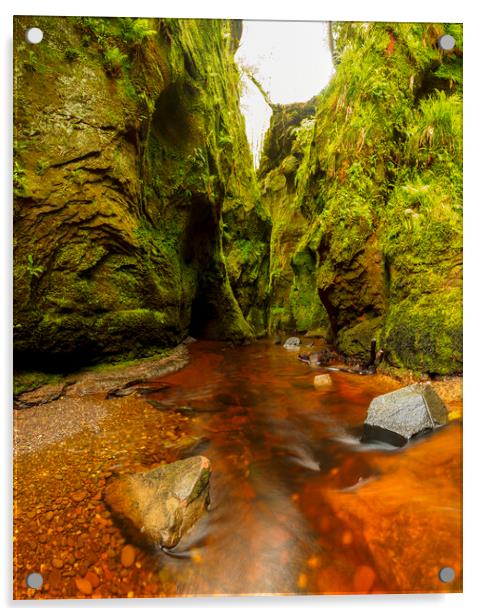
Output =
[
  {"x1": 258, "y1": 98, "x2": 330, "y2": 335},
  {"x1": 13, "y1": 17, "x2": 270, "y2": 370},
  {"x1": 259, "y1": 22, "x2": 462, "y2": 375},
  {"x1": 13, "y1": 18, "x2": 463, "y2": 378}
]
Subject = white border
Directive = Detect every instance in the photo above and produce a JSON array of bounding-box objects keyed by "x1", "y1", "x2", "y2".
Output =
[{"x1": 2, "y1": 1, "x2": 480, "y2": 614}]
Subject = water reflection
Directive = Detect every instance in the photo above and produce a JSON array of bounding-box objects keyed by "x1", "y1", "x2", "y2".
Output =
[
  {"x1": 146, "y1": 341, "x2": 462, "y2": 595},
  {"x1": 13, "y1": 340, "x2": 462, "y2": 598}
]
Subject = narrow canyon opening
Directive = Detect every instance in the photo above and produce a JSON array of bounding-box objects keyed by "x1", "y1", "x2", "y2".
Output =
[{"x1": 12, "y1": 16, "x2": 463, "y2": 601}]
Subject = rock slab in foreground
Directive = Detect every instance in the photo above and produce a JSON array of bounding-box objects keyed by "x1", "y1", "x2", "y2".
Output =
[
  {"x1": 105, "y1": 456, "x2": 211, "y2": 549},
  {"x1": 14, "y1": 382, "x2": 69, "y2": 409},
  {"x1": 363, "y1": 383, "x2": 448, "y2": 445}
]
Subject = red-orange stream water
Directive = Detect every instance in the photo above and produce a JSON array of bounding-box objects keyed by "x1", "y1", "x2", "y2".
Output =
[{"x1": 13, "y1": 340, "x2": 462, "y2": 598}]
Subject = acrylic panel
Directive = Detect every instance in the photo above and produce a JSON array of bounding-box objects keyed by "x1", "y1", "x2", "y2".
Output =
[{"x1": 13, "y1": 16, "x2": 462, "y2": 599}]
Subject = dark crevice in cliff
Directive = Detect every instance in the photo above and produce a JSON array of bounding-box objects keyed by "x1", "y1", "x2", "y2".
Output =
[
  {"x1": 182, "y1": 197, "x2": 218, "y2": 264},
  {"x1": 181, "y1": 195, "x2": 223, "y2": 338},
  {"x1": 317, "y1": 288, "x2": 338, "y2": 336},
  {"x1": 189, "y1": 291, "x2": 218, "y2": 338},
  {"x1": 151, "y1": 82, "x2": 197, "y2": 150}
]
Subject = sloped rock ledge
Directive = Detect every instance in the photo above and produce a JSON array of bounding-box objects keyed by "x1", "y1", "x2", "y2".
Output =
[{"x1": 14, "y1": 343, "x2": 190, "y2": 409}]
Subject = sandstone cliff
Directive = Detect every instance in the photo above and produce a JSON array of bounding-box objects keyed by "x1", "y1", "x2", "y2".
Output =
[
  {"x1": 14, "y1": 17, "x2": 270, "y2": 370},
  {"x1": 259, "y1": 22, "x2": 462, "y2": 374}
]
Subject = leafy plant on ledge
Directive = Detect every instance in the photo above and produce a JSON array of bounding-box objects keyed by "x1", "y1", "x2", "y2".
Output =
[{"x1": 26, "y1": 254, "x2": 45, "y2": 279}]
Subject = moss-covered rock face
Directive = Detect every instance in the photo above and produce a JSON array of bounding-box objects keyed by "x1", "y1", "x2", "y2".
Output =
[
  {"x1": 258, "y1": 100, "x2": 330, "y2": 334},
  {"x1": 13, "y1": 19, "x2": 463, "y2": 376},
  {"x1": 260, "y1": 23, "x2": 462, "y2": 374},
  {"x1": 14, "y1": 17, "x2": 269, "y2": 369}
]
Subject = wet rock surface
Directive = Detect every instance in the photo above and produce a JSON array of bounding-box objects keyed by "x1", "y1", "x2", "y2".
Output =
[
  {"x1": 105, "y1": 456, "x2": 211, "y2": 549},
  {"x1": 299, "y1": 348, "x2": 338, "y2": 367},
  {"x1": 67, "y1": 345, "x2": 189, "y2": 398},
  {"x1": 14, "y1": 344, "x2": 187, "y2": 406},
  {"x1": 313, "y1": 374, "x2": 333, "y2": 388},
  {"x1": 283, "y1": 337, "x2": 301, "y2": 350},
  {"x1": 362, "y1": 383, "x2": 448, "y2": 444},
  {"x1": 14, "y1": 383, "x2": 70, "y2": 409}
]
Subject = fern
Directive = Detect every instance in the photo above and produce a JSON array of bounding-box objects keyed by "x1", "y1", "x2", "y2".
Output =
[{"x1": 26, "y1": 254, "x2": 44, "y2": 279}]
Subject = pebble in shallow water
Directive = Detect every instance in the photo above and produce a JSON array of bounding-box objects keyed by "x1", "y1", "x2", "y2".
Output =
[
  {"x1": 75, "y1": 576, "x2": 92, "y2": 595},
  {"x1": 13, "y1": 389, "x2": 190, "y2": 599},
  {"x1": 120, "y1": 545, "x2": 136, "y2": 568},
  {"x1": 71, "y1": 490, "x2": 88, "y2": 503},
  {"x1": 314, "y1": 374, "x2": 332, "y2": 388}
]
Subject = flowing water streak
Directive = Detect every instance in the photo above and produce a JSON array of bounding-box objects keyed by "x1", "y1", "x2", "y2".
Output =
[
  {"x1": 13, "y1": 340, "x2": 462, "y2": 598},
  {"x1": 145, "y1": 341, "x2": 462, "y2": 595}
]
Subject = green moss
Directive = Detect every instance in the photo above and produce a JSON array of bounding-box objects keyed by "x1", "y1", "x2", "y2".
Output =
[
  {"x1": 13, "y1": 161, "x2": 27, "y2": 196},
  {"x1": 305, "y1": 327, "x2": 329, "y2": 339},
  {"x1": 13, "y1": 370, "x2": 64, "y2": 397},
  {"x1": 264, "y1": 171, "x2": 286, "y2": 193},
  {"x1": 259, "y1": 105, "x2": 328, "y2": 336},
  {"x1": 14, "y1": 17, "x2": 462, "y2": 376},
  {"x1": 260, "y1": 21, "x2": 462, "y2": 374},
  {"x1": 289, "y1": 249, "x2": 328, "y2": 332},
  {"x1": 121, "y1": 75, "x2": 138, "y2": 100},
  {"x1": 382, "y1": 288, "x2": 462, "y2": 374},
  {"x1": 64, "y1": 47, "x2": 80, "y2": 62},
  {"x1": 14, "y1": 16, "x2": 266, "y2": 370},
  {"x1": 80, "y1": 348, "x2": 171, "y2": 374},
  {"x1": 14, "y1": 309, "x2": 180, "y2": 370},
  {"x1": 337, "y1": 317, "x2": 384, "y2": 360},
  {"x1": 268, "y1": 305, "x2": 295, "y2": 332},
  {"x1": 34, "y1": 160, "x2": 50, "y2": 176},
  {"x1": 280, "y1": 155, "x2": 298, "y2": 176},
  {"x1": 13, "y1": 346, "x2": 174, "y2": 397}
]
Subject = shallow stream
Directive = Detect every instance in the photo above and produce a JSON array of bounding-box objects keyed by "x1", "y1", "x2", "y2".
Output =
[{"x1": 13, "y1": 340, "x2": 462, "y2": 598}]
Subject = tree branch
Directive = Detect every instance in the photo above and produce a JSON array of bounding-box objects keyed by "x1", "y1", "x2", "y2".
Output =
[{"x1": 239, "y1": 64, "x2": 274, "y2": 109}]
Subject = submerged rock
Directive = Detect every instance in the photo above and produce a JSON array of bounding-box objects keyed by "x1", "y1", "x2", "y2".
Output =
[
  {"x1": 105, "y1": 456, "x2": 211, "y2": 549},
  {"x1": 283, "y1": 337, "x2": 301, "y2": 350},
  {"x1": 362, "y1": 383, "x2": 448, "y2": 446},
  {"x1": 182, "y1": 336, "x2": 197, "y2": 345},
  {"x1": 299, "y1": 348, "x2": 338, "y2": 367},
  {"x1": 314, "y1": 374, "x2": 333, "y2": 388},
  {"x1": 308, "y1": 352, "x2": 321, "y2": 366},
  {"x1": 298, "y1": 352, "x2": 317, "y2": 366},
  {"x1": 317, "y1": 349, "x2": 337, "y2": 365}
]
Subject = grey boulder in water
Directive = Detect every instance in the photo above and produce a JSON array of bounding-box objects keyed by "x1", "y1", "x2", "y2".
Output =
[
  {"x1": 105, "y1": 456, "x2": 211, "y2": 549},
  {"x1": 283, "y1": 337, "x2": 301, "y2": 350},
  {"x1": 362, "y1": 383, "x2": 448, "y2": 446}
]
